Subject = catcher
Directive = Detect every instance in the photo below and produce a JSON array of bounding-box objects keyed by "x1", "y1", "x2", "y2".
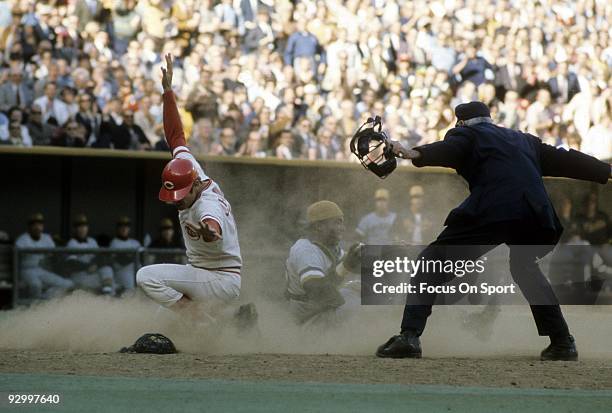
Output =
[
  {"x1": 136, "y1": 54, "x2": 255, "y2": 327},
  {"x1": 285, "y1": 200, "x2": 361, "y2": 326}
]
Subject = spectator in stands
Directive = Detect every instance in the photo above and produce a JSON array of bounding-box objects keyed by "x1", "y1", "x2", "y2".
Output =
[
  {"x1": 548, "y1": 62, "x2": 581, "y2": 104},
  {"x1": 526, "y1": 89, "x2": 554, "y2": 136},
  {"x1": 237, "y1": 129, "x2": 266, "y2": 157},
  {"x1": 66, "y1": 214, "x2": 115, "y2": 296},
  {"x1": 75, "y1": 93, "x2": 100, "y2": 146},
  {"x1": 275, "y1": 129, "x2": 295, "y2": 159},
  {"x1": 356, "y1": 188, "x2": 398, "y2": 245},
  {"x1": 189, "y1": 117, "x2": 214, "y2": 155},
  {"x1": 15, "y1": 213, "x2": 74, "y2": 299},
  {"x1": 134, "y1": 95, "x2": 162, "y2": 147},
  {"x1": 308, "y1": 127, "x2": 336, "y2": 160},
  {"x1": 26, "y1": 103, "x2": 56, "y2": 146},
  {"x1": 284, "y1": 18, "x2": 325, "y2": 78},
  {"x1": 99, "y1": 101, "x2": 149, "y2": 150},
  {"x1": 0, "y1": 0, "x2": 609, "y2": 161},
  {"x1": 0, "y1": 67, "x2": 33, "y2": 112},
  {"x1": 211, "y1": 124, "x2": 238, "y2": 156},
  {"x1": 1, "y1": 107, "x2": 32, "y2": 146},
  {"x1": 51, "y1": 119, "x2": 86, "y2": 147},
  {"x1": 110, "y1": 216, "x2": 141, "y2": 294},
  {"x1": 33, "y1": 82, "x2": 63, "y2": 126},
  {"x1": 57, "y1": 87, "x2": 78, "y2": 125},
  {"x1": 293, "y1": 117, "x2": 315, "y2": 158},
  {"x1": 2, "y1": 120, "x2": 30, "y2": 146},
  {"x1": 582, "y1": 114, "x2": 612, "y2": 161},
  {"x1": 452, "y1": 43, "x2": 494, "y2": 87},
  {"x1": 121, "y1": 109, "x2": 151, "y2": 150}
]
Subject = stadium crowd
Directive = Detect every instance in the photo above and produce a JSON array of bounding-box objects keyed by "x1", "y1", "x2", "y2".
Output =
[{"x1": 0, "y1": 0, "x2": 610, "y2": 161}]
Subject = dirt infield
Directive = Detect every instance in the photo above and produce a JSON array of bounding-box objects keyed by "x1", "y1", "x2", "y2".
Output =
[
  {"x1": 1, "y1": 293, "x2": 612, "y2": 393},
  {"x1": 1, "y1": 351, "x2": 611, "y2": 390}
]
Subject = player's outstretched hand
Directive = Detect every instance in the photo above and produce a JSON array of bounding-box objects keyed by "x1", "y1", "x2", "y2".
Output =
[
  {"x1": 390, "y1": 140, "x2": 421, "y2": 160},
  {"x1": 185, "y1": 220, "x2": 223, "y2": 241},
  {"x1": 161, "y1": 53, "x2": 174, "y2": 92}
]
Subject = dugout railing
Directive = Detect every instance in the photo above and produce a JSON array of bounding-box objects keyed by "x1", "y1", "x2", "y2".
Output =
[
  {"x1": 6, "y1": 245, "x2": 612, "y2": 308},
  {"x1": 9, "y1": 247, "x2": 187, "y2": 307}
]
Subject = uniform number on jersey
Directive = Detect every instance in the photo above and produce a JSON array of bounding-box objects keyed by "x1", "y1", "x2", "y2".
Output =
[{"x1": 212, "y1": 187, "x2": 231, "y2": 216}]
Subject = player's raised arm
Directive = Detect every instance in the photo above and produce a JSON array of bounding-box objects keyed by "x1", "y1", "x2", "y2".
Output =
[{"x1": 161, "y1": 54, "x2": 188, "y2": 156}]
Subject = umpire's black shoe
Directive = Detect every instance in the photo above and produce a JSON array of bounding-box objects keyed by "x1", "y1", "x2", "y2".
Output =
[
  {"x1": 540, "y1": 335, "x2": 578, "y2": 361},
  {"x1": 376, "y1": 332, "x2": 422, "y2": 358}
]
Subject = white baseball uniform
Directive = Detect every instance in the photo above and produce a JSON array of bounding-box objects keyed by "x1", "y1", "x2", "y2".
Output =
[
  {"x1": 110, "y1": 237, "x2": 141, "y2": 290},
  {"x1": 285, "y1": 238, "x2": 359, "y2": 324},
  {"x1": 137, "y1": 147, "x2": 242, "y2": 308},
  {"x1": 67, "y1": 237, "x2": 114, "y2": 292},
  {"x1": 15, "y1": 232, "x2": 74, "y2": 299}
]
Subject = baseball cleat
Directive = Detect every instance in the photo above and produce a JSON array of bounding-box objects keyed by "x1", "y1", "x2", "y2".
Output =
[
  {"x1": 540, "y1": 335, "x2": 578, "y2": 361},
  {"x1": 376, "y1": 332, "x2": 422, "y2": 358},
  {"x1": 101, "y1": 286, "x2": 114, "y2": 296}
]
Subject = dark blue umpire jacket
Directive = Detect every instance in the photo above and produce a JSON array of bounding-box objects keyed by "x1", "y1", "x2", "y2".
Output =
[{"x1": 411, "y1": 121, "x2": 610, "y2": 243}]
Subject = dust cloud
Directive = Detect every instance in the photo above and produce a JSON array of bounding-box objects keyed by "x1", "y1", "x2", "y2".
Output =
[
  {"x1": 0, "y1": 291, "x2": 610, "y2": 359},
  {"x1": 1, "y1": 169, "x2": 609, "y2": 358}
]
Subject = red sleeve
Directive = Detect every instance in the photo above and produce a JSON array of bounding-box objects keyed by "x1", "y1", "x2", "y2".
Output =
[{"x1": 162, "y1": 90, "x2": 188, "y2": 155}]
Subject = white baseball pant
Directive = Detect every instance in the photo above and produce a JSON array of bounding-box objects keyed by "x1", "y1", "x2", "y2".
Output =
[
  {"x1": 114, "y1": 263, "x2": 136, "y2": 290},
  {"x1": 136, "y1": 264, "x2": 240, "y2": 308},
  {"x1": 21, "y1": 267, "x2": 75, "y2": 299},
  {"x1": 71, "y1": 265, "x2": 114, "y2": 292}
]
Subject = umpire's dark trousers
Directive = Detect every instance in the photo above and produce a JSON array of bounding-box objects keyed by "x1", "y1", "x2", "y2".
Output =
[{"x1": 401, "y1": 218, "x2": 570, "y2": 338}]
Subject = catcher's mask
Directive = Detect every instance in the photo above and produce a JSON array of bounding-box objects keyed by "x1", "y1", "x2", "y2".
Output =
[
  {"x1": 119, "y1": 333, "x2": 177, "y2": 354},
  {"x1": 350, "y1": 116, "x2": 397, "y2": 179}
]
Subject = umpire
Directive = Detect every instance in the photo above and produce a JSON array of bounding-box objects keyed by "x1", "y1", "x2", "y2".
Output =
[{"x1": 376, "y1": 101, "x2": 611, "y2": 361}]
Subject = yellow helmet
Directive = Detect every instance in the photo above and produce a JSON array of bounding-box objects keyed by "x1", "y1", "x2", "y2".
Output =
[{"x1": 306, "y1": 201, "x2": 344, "y2": 225}]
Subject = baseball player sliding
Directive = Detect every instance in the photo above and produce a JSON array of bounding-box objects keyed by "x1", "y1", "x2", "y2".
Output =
[{"x1": 137, "y1": 55, "x2": 254, "y2": 326}]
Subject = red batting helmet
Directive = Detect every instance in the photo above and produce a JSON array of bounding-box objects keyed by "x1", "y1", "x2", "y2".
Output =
[{"x1": 159, "y1": 158, "x2": 198, "y2": 202}]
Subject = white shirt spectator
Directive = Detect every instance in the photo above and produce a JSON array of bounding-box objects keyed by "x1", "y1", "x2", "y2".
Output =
[
  {"x1": 581, "y1": 123, "x2": 612, "y2": 161},
  {"x1": 33, "y1": 95, "x2": 72, "y2": 126}
]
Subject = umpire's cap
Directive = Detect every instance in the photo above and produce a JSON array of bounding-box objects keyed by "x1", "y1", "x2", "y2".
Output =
[
  {"x1": 455, "y1": 101, "x2": 490, "y2": 121},
  {"x1": 307, "y1": 201, "x2": 343, "y2": 225}
]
